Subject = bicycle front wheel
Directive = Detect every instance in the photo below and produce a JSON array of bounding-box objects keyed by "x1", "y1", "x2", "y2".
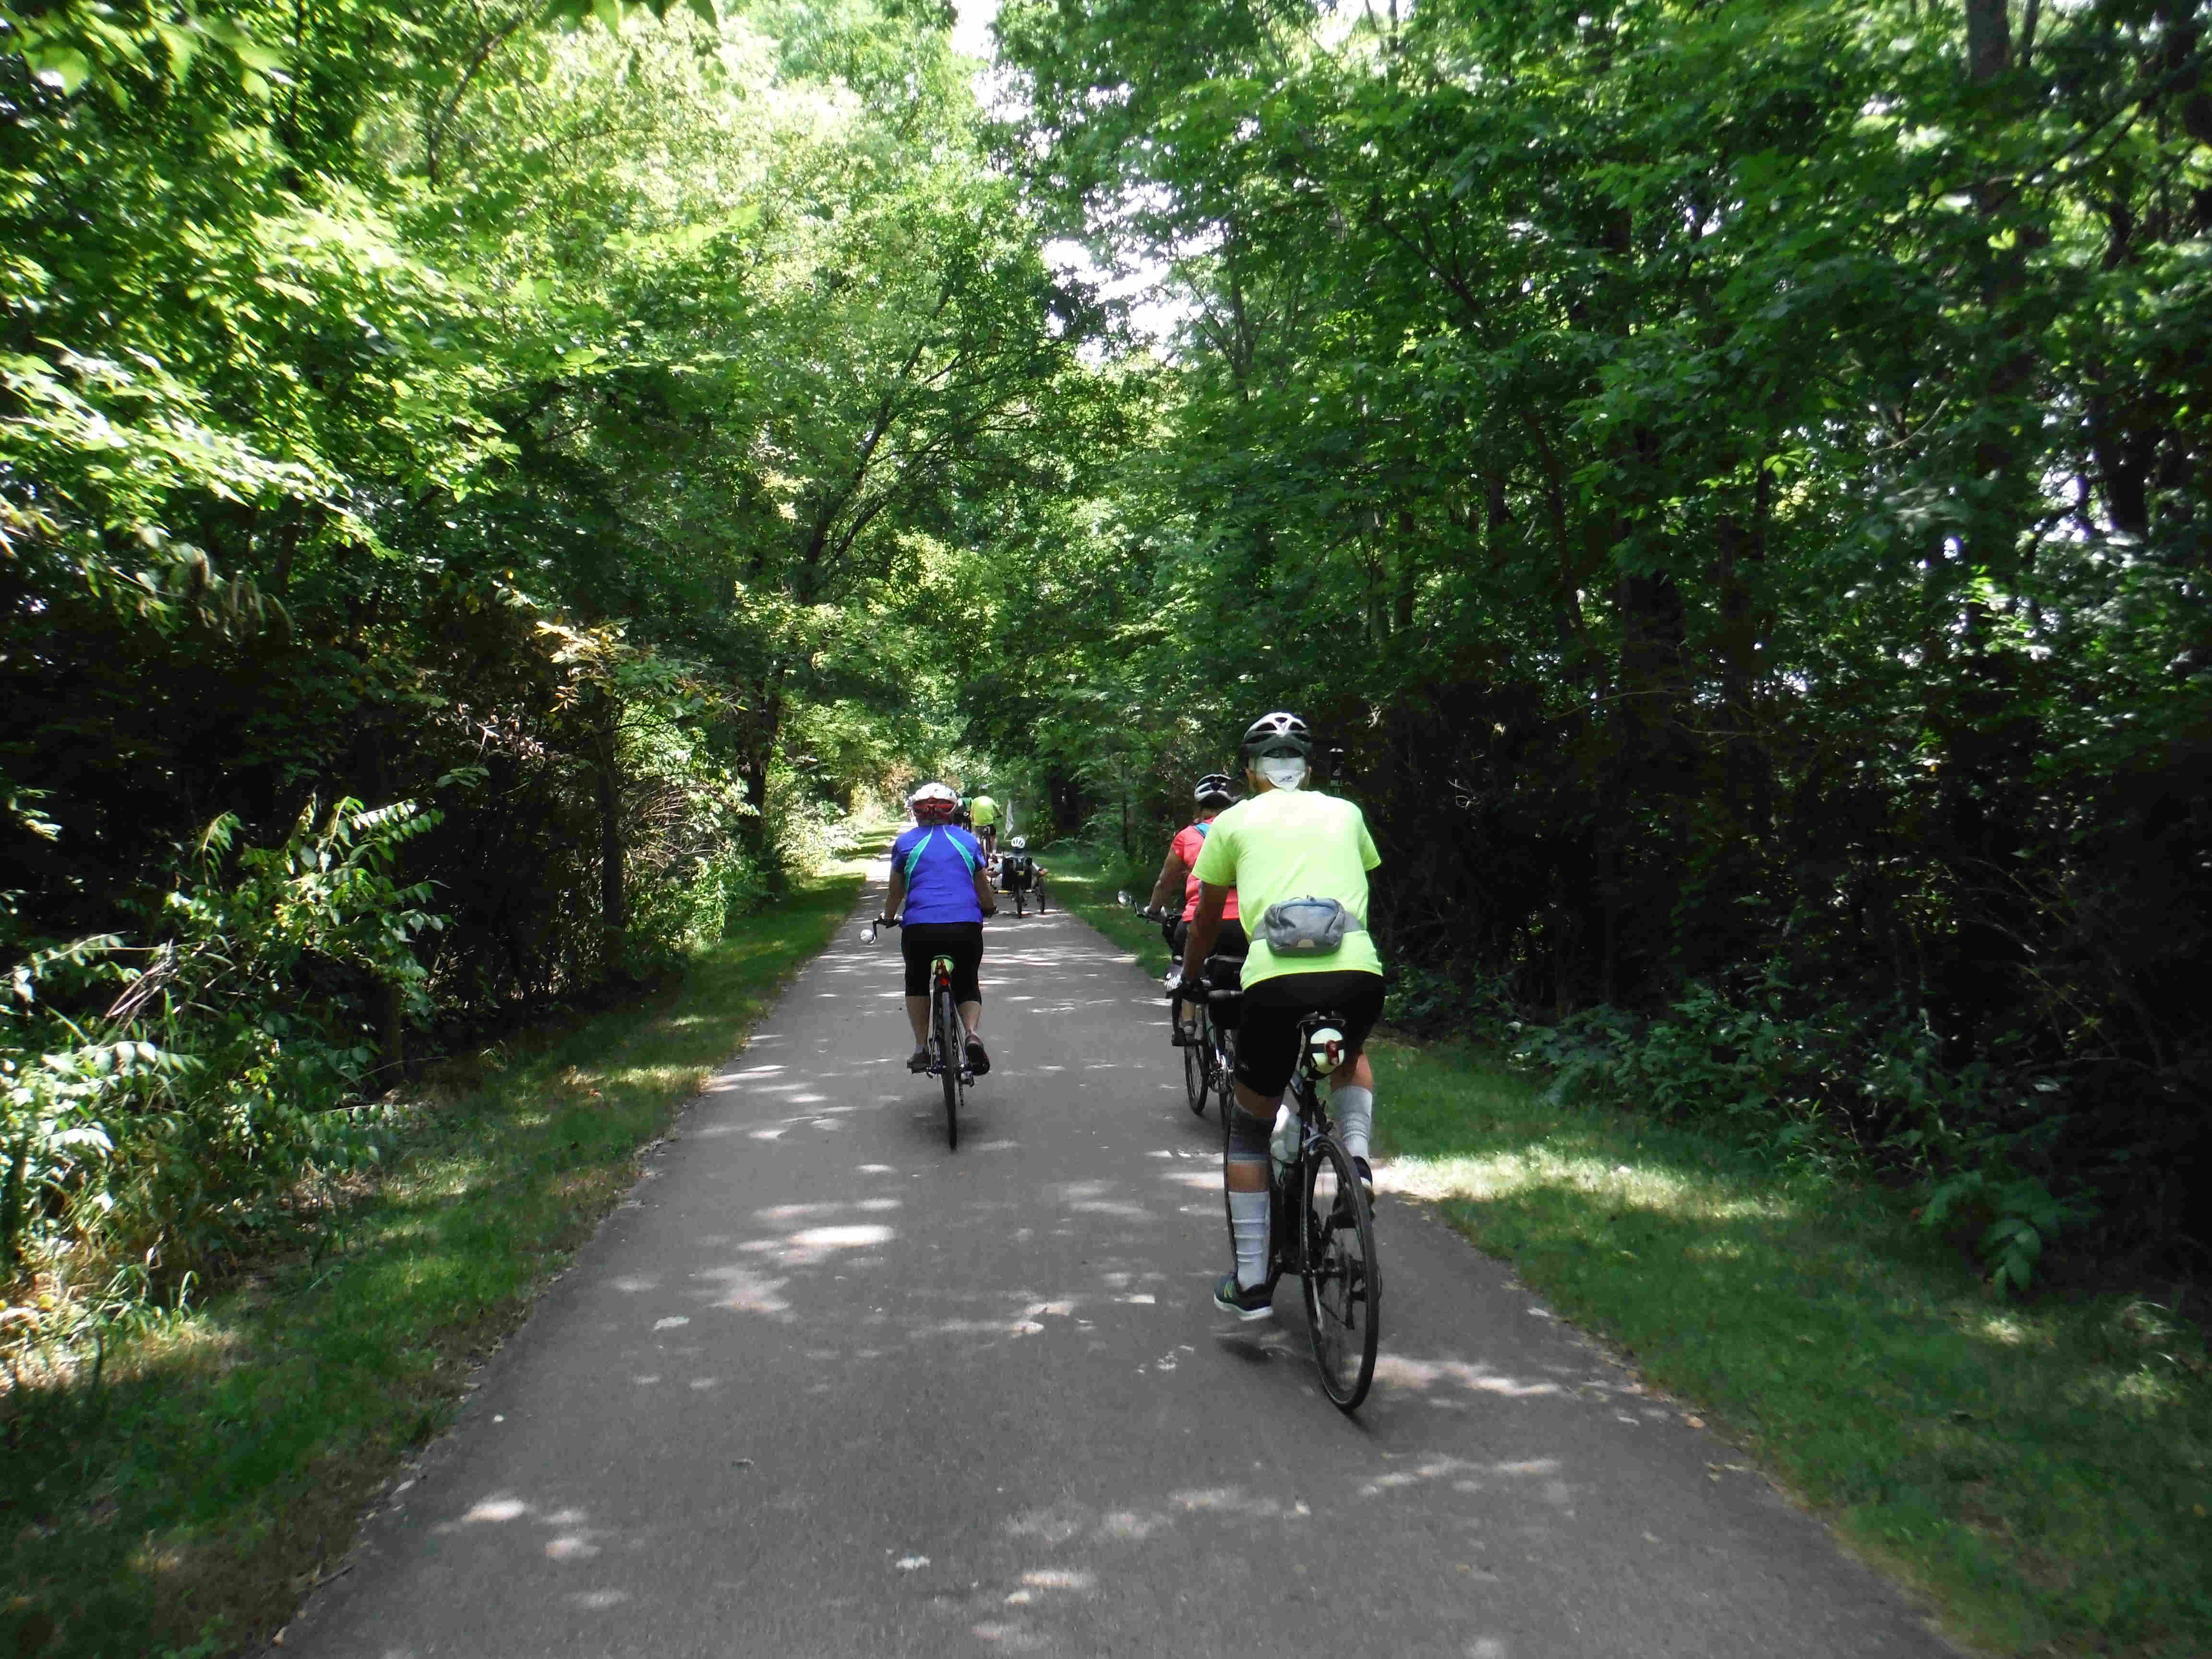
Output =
[
  {"x1": 1035, "y1": 877, "x2": 1047, "y2": 913},
  {"x1": 1299, "y1": 1134, "x2": 1380, "y2": 1410},
  {"x1": 936, "y1": 986, "x2": 960, "y2": 1151}
]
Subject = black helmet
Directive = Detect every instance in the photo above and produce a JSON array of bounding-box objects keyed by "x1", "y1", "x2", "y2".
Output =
[
  {"x1": 1193, "y1": 773, "x2": 1235, "y2": 809},
  {"x1": 1240, "y1": 711, "x2": 1311, "y2": 760}
]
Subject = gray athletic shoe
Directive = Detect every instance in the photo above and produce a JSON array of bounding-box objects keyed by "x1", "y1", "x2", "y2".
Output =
[{"x1": 1212, "y1": 1274, "x2": 1274, "y2": 1321}]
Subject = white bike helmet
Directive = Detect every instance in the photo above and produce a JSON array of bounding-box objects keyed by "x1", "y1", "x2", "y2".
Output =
[
  {"x1": 1240, "y1": 711, "x2": 1311, "y2": 760},
  {"x1": 908, "y1": 781, "x2": 958, "y2": 823}
]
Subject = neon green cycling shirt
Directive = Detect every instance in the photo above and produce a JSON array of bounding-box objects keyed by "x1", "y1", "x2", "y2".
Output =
[
  {"x1": 1190, "y1": 788, "x2": 1382, "y2": 989},
  {"x1": 969, "y1": 795, "x2": 1000, "y2": 827}
]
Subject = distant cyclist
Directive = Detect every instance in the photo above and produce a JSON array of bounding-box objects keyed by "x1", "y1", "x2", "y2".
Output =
[
  {"x1": 1142, "y1": 773, "x2": 1244, "y2": 1047},
  {"x1": 1179, "y1": 713, "x2": 1382, "y2": 1321},
  {"x1": 969, "y1": 791, "x2": 1002, "y2": 859},
  {"x1": 884, "y1": 782, "x2": 997, "y2": 1076},
  {"x1": 998, "y1": 834, "x2": 1044, "y2": 902}
]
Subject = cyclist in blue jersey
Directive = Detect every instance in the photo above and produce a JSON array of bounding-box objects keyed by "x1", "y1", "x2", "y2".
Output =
[{"x1": 884, "y1": 781, "x2": 998, "y2": 1076}]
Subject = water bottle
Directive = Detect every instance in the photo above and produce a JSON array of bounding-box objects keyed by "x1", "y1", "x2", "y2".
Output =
[{"x1": 1269, "y1": 1104, "x2": 1298, "y2": 1183}]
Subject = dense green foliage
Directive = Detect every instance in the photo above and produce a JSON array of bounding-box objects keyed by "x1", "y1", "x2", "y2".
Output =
[
  {"x1": 977, "y1": 0, "x2": 2212, "y2": 1280},
  {"x1": 1, "y1": 0, "x2": 1091, "y2": 1316},
  {"x1": 7, "y1": 0, "x2": 2209, "y2": 1315}
]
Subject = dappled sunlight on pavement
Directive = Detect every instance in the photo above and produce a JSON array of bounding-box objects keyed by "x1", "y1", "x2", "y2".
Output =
[{"x1": 283, "y1": 861, "x2": 1950, "y2": 1659}]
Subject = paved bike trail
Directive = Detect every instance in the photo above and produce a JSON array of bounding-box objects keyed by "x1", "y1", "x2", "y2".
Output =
[{"x1": 284, "y1": 864, "x2": 1952, "y2": 1659}]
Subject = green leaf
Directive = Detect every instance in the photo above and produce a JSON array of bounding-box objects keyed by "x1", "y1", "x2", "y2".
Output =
[{"x1": 30, "y1": 47, "x2": 93, "y2": 95}]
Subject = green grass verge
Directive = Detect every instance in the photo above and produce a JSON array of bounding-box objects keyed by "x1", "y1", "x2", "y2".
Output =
[
  {"x1": 1034, "y1": 840, "x2": 1164, "y2": 961},
  {"x1": 1, "y1": 856, "x2": 869, "y2": 1659},
  {"x1": 1379, "y1": 1048, "x2": 2211, "y2": 1659},
  {"x1": 1049, "y1": 841, "x2": 2211, "y2": 1657}
]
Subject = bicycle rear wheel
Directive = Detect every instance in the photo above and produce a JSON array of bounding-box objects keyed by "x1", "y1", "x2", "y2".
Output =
[
  {"x1": 1299, "y1": 1134, "x2": 1380, "y2": 1410},
  {"x1": 936, "y1": 983, "x2": 960, "y2": 1150},
  {"x1": 1183, "y1": 1000, "x2": 1210, "y2": 1115}
]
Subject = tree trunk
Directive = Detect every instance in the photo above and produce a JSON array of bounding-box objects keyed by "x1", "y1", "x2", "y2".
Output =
[
  {"x1": 597, "y1": 715, "x2": 625, "y2": 981},
  {"x1": 1393, "y1": 508, "x2": 1418, "y2": 634},
  {"x1": 1965, "y1": 0, "x2": 2009, "y2": 83},
  {"x1": 376, "y1": 981, "x2": 405, "y2": 1089},
  {"x1": 736, "y1": 677, "x2": 785, "y2": 863}
]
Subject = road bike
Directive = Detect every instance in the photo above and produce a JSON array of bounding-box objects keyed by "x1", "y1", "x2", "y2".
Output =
[
  {"x1": 1217, "y1": 1003, "x2": 1380, "y2": 1411},
  {"x1": 1168, "y1": 952, "x2": 1239, "y2": 1119},
  {"x1": 862, "y1": 915, "x2": 970, "y2": 1150},
  {"x1": 1132, "y1": 902, "x2": 1236, "y2": 1118}
]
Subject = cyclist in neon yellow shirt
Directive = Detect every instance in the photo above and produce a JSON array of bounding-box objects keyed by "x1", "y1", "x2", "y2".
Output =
[
  {"x1": 968, "y1": 793, "x2": 1001, "y2": 859},
  {"x1": 1182, "y1": 712, "x2": 1382, "y2": 1321}
]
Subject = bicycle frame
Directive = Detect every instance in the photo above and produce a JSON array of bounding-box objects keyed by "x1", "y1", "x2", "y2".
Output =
[
  {"x1": 930, "y1": 953, "x2": 966, "y2": 1150},
  {"x1": 928, "y1": 954, "x2": 961, "y2": 1068},
  {"x1": 1286, "y1": 1014, "x2": 1344, "y2": 1132},
  {"x1": 863, "y1": 914, "x2": 970, "y2": 1151},
  {"x1": 1274, "y1": 1008, "x2": 1380, "y2": 1410}
]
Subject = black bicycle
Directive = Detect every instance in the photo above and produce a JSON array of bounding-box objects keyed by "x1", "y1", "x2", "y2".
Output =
[
  {"x1": 1167, "y1": 953, "x2": 1240, "y2": 1118},
  {"x1": 998, "y1": 852, "x2": 1047, "y2": 917},
  {"x1": 1266, "y1": 1010, "x2": 1382, "y2": 1410},
  {"x1": 862, "y1": 915, "x2": 969, "y2": 1150}
]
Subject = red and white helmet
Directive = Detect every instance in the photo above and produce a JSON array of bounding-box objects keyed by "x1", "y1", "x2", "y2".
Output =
[{"x1": 909, "y1": 781, "x2": 959, "y2": 823}]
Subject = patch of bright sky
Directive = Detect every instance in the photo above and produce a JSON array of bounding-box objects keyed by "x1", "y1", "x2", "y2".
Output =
[{"x1": 952, "y1": 0, "x2": 1189, "y2": 352}]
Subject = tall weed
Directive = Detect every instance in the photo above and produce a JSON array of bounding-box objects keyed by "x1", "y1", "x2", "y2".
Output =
[{"x1": 2, "y1": 800, "x2": 442, "y2": 1328}]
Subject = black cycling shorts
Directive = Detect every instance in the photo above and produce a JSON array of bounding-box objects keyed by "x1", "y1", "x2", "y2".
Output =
[
  {"x1": 1170, "y1": 916, "x2": 1248, "y2": 960},
  {"x1": 1233, "y1": 970, "x2": 1385, "y2": 1097},
  {"x1": 901, "y1": 922, "x2": 983, "y2": 1002}
]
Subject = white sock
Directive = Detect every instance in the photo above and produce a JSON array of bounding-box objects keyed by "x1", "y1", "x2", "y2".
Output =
[
  {"x1": 1227, "y1": 1189, "x2": 1270, "y2": 1288},
  {"x1": 1332, "y1": 1085, "x2": 1374, "y2": 1164}
]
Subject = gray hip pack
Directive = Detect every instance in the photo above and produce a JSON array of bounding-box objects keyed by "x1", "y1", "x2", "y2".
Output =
[{"x1": 1259, "y1": 896, "x2": 1365, "y2": 956}]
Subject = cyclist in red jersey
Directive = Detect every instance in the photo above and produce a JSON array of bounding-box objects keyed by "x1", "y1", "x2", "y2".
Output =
[{"x1": 1143, "y1": 773, "x2": 1246, "y2": 1046}]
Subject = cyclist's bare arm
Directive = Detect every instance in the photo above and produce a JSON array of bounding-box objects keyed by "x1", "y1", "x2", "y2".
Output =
[
  {"x1": 1145, "y1": 849, "x2": 1189, "y2": 915},
  {"x1": 1179, "y1": 881, "x2": 1231, "y2": 985},
  {"x1": 972, "y1": 866, "x2": 997, "y2": 916},
  {"x1": 884, "y1": 866, "x2": 908, "y2": 924}
]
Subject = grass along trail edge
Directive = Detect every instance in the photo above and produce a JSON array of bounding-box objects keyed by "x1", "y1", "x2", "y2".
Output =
[
  {"x1": 1042, "y1": 843, "x2": 2212, "y2": 1659},
  {"x1": 0, "y1": 855, "x2": 871, "y2": 1659}
]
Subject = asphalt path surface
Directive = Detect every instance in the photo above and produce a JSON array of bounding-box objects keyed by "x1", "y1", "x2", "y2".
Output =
[{"x1": 288, "y1": 863, "x2": 1952, "y2": 1659}]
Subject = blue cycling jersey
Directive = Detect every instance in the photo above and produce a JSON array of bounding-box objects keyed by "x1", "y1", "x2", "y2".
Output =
[{"x1": 892, "y1": 825, "x2": 986, "y2": 925}]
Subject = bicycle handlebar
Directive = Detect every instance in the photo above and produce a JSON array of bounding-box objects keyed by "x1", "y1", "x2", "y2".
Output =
[{"x1": 865, "y1": 909, "x2": 996, "y2": 944}]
